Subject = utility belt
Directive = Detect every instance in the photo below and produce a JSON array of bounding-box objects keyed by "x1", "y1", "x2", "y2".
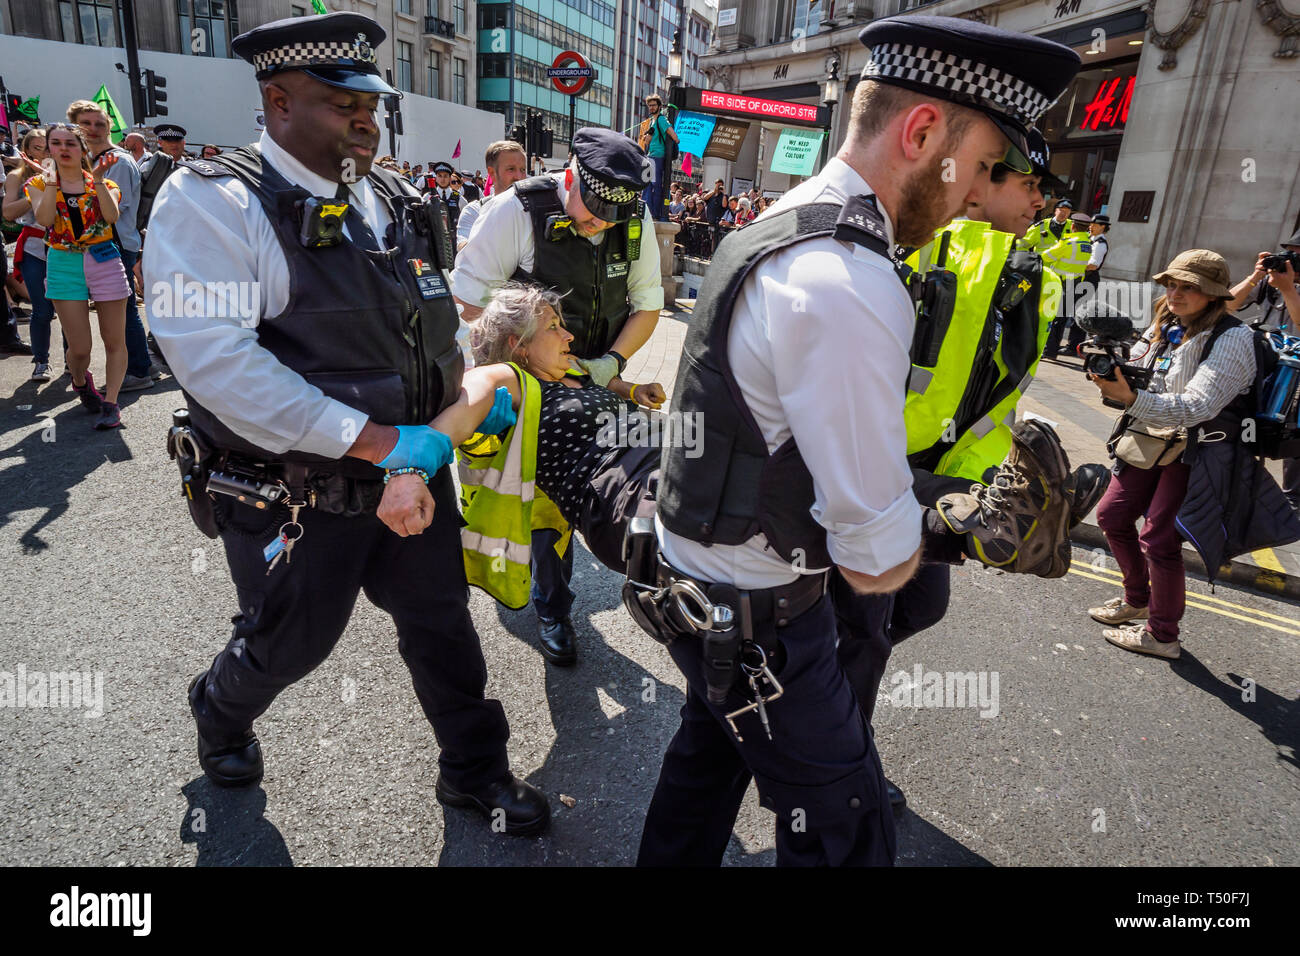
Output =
[
  {"x1": 620, "y1": 515, "x2": 827, "y2": 741},
  {"x1": 166, "y1": 408, "x2": 386, "y2": 541}
]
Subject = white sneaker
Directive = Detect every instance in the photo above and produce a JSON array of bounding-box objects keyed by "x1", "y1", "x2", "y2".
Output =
[
  {"x1": 31, "y1": 363, "x2": 52, "y2": 382},
  {"x1": 1103, "y1": 622, "x2": 1181, "y2": 659},
  {"x1": 1088, "y1": 596, "x2": 1149, "y2": 625}
]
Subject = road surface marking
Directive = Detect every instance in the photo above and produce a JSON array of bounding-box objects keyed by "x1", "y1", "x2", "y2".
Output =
[
  {"x1": 1076, "y1": 562, "x2": 1300, "y2": 625},
  {"x1": 1067, "y1": 567, "x2": 1300, "y2": 636}
]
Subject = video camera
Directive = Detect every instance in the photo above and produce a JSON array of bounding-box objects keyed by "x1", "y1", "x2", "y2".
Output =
[{"x1": 1075, "y1": 301, "x2": 1154, "y2": 410}]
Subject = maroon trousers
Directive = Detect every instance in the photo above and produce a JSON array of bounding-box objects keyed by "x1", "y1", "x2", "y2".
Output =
[{"x1": 1095, "y1": 461, "x2": 1190, "y2": 642}]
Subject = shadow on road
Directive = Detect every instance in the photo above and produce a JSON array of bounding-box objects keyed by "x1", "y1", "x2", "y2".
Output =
[
  {"x1": 0, "y1": 376, "x2": 179, "y2": 552},
  {"x1": 180, "y1": 778, "x2": 293, "y2": 866},
  {"x1": 1169, "y1": 652, "x2": 1300, "y2": 772}
]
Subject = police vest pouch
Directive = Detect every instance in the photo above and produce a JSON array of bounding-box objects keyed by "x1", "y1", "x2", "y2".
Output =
[{"x1": 1112, "y1": 418, "x2": 1187, "y2": 469}]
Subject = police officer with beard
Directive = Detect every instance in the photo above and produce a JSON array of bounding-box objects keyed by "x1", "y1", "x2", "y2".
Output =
[
  {"x1": 146, "y1": 12, "x2": 549, "y2": 836},
  {"x1": 452, "y1": 128, "x2": 664, "y2": 666},
  {"x1": 637, "y1": 15, "x2": 1080, "y2": 866}
]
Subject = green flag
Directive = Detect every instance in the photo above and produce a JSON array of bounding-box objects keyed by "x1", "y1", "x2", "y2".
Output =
[
  {"x1": 312, "y1": 0, "x2": 327, "y2": 13},
  {"x1": 93, "y1": 84, "x2": 128, "y2": 143},
  {"x1": 16, "y1": 96, "x2": 40, "y2": 123}
]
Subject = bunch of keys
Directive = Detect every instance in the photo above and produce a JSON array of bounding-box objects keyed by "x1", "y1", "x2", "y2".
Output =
[
  {"x1": 264, "y1": 499, "x2": 307, "y2": 575},
  {"x1": 725, "y1": 642, "x2": 784, "y2": 742}
]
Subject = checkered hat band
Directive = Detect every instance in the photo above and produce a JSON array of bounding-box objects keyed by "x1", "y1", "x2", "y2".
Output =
[
  {"x1": 861, "y1": 43, "x2": 1054, "y2": 127},
  {"x1": 253, "y1": 40, "x2": 376, "y2": 73},
  {"x1": 577, "y1": 162, "x2": 638, "y2": 205}
]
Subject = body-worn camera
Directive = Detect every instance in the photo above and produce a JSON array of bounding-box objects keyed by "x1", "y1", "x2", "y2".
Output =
[
  {"x1": 1075, "y1": 302, "x2": 1153, "y2": 409},
  {"x1": 1262, "y1": 250, "x2": 1300, "y2": 273},
  {"x1": 297, "y1": 197, "x2": 348, "y2": 248}
]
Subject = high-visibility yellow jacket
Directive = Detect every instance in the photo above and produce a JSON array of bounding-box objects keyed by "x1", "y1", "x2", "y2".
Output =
[
  {"x1": 457, "y1": 364, "x2": 570, "y2": 609},
  {"x1": 1020, "y1": 217, "x2": 1067, "y2": 254},
  {"x1": 903, "y1": 218, "x2": 1061, "y2": 484},
  {"x1": 1038, "y1": 232, "x2": 1092, "y2": 279}
]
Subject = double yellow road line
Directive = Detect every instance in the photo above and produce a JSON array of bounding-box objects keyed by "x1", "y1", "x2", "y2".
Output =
[{"x1": 1067, "y1": 563, "x2": 1300, "y2": 636}]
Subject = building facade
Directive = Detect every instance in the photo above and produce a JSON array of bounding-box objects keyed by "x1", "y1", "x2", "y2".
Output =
[
  {"x1": 699, "y1": 0, "x2": 1300, "y2": 283},
  {"x1": 0, "y1": 0, "x2": 502, "y2": 167},
  {"x1": 612, "y1": 0, "x2": 716, "y2": 136},
  {"x1": 475, "y1": 0, "x2": 615, "y2": 155},
  {"x1": 2, "y1": 1, "x2": 479, "y2": 105}
]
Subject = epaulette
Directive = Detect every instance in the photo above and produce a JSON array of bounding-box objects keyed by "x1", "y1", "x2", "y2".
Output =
[{"x1": 179, "y1": 157, "x2": 236, "y2": 178}]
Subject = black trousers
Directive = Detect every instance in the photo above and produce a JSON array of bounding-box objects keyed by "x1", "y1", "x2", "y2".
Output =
[
  {"x1": 832, "y1": 563, "x2": 953, "y2": 723},
  {"x1": 637, "y1": 596, "x2": 897, "y2": 867},
  {"x1": 190, "y1": 467, "x2": 511, "y2": 792}
]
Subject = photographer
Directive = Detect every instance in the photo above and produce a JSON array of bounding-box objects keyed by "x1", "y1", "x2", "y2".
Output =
[
  {"x1": 1228, "y1": 233, "x2": 1300, "y2": 510},
  {"x1": 1088, "y1": 249, "x2": 1300, "y2": 659}
]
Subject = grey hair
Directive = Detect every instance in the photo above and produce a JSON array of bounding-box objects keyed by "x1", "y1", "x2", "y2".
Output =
[{"x1": 470, "y1": 281, "x2": 566, "y2": 367}]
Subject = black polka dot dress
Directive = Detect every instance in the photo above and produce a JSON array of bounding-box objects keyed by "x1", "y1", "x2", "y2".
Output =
[{"x1": 535, "y1": 375, "x2": 639, "y2": 524}]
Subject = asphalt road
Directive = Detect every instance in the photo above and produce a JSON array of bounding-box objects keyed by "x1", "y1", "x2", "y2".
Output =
[{"x1": 1, "y1": 323, "x2": 1298, "y2": 867}]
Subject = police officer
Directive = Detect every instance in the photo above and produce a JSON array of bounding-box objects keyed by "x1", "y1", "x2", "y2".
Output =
[
  {"x1": 146, "y1": 12, "x2": 549, "y2": 836},
  {"x1": 430, "y1": 161, "x2": 462, "y2": 231},
  {"x1": 1023, "y1": 197, "x2": 1072, "y2": 252},
  {"x1": 137, "y1": 124, "x2": 187, "y2": 243},
  {"x1": 1084, "y1": 213, "x2": 1110, "y2": 284},
  {"x1": 138, "y1": 124, "x2": 190, "y2": 372},
  {"x1": 1039, "y1": 209, "x2": 1094, "y2": 359},
  {"x1": 838, "y1": 126, "x2": 1110, "y2": 810},
  {"x1": 452, "y1": 127, "x2": 664, "y2": 666},
  {"x1": 638, "y1": 15, "x2": 1080, "y2": 866}
]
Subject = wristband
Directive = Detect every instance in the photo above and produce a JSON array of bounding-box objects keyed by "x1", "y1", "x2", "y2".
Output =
[
  {"x1": 607, "y1": 350, "x2": 628, "y2": 374},
  {"x1": 629, "y1": 384, "x2": 640, "y2": 405},
  {"x1": 384, "y1": 467, "x2": 430, "y2": 485}
]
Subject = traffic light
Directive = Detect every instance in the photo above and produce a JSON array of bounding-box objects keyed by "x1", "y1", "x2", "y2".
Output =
[
  {"x1": 143, "y1": 69, "x2": 167, "y2": 117},
  {"x1": 4, "y1": 93, "x2": 21, "y2": 119},
  {"x1": 509, "y1": 123, "x2": 526, "y2": 147},
  {"x1": 524, "y1": 111, "x2": 553, "y2": 159}
]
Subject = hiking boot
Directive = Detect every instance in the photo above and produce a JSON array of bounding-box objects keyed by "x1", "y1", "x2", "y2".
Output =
[
  {"x1": 936, "y1": 419, "x2": 1073, "y2": 577},
  {"x1": 94, "y1": 401, "x2": 121, "y2": 430},
  {"x1": 1103, "y1": 622, "x2": 1181, "y2": 659},
  {"x1": 1089, "y1": 596, "x2": 1148, "y2": 625},
  {"x1": 1066, "y1": 463, "x2": 1111, "y2": 527},
  {"x1": 72, "y1": 371, "x2": 104, "y2": 413}
]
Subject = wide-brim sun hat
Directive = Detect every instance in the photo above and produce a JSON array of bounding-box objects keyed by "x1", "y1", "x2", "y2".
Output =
[{"x1": 1152, "y1": 249, "x2": 1233, "y2": 299}]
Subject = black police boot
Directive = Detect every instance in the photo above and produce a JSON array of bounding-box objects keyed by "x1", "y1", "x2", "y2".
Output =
[
  {"x1": 885, "y1": 778, "x2": 907, "y2": 814},
  {"x1": 435, "y1": 774, "x2": 551, "y2": 836},
  {"x1": 188, "y1": 675, "x2": 264, "y2": 788},
  {"x1": 537, "y1": 615, "x2": 577, "y2": 666}
]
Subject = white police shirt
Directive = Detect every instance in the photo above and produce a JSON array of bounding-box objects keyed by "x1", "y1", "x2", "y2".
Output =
[
  {"x1": 1088, "y1": 233, "x2": 1108, "y2": 269},
  {"x1": 450, "y1": 177, "x2": 665, "y2": 314},
  {"x1": 144, "y1": 130, "x2": 401, "y2": 459},
  {"x1": 657, "y1": 157, "x2": 923, "y2": 588}
]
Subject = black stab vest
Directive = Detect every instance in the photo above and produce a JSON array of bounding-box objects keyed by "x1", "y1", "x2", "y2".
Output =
[
  {"x1": 657, "y1": 196, "x2": 899, "y2": 569},
  {"x1": 180, "y1": 146, "x2": 463, "y2": 478},
  {"x1": 510, "y1": 175, "x2": 638, "y2": 360}
]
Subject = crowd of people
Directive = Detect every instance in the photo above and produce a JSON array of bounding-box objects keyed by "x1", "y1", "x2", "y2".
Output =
[{"x1": 3, "y1": 7, "x2": 1300, "y2": 869}]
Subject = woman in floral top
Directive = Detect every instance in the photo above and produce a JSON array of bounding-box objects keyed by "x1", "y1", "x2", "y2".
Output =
[{"x1": 27, "y1": 123, "x2": 131, "y2": 429}]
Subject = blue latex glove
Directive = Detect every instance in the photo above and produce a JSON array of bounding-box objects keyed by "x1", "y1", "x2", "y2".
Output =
[
  {"x1": 477, "y1": 386, "x2": 517, "y2": 435},
  {"x1": 378, "y1": 426, "x2": 454, "y2": 473}
]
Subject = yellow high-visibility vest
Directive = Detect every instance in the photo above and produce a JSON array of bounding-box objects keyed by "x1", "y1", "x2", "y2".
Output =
[
  {"x1": 904, "y1": 219, "x2": 1060, "y2": 483},
  {"x1": 457, "y1": 364, "x2": 570, "y2": 608}
]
